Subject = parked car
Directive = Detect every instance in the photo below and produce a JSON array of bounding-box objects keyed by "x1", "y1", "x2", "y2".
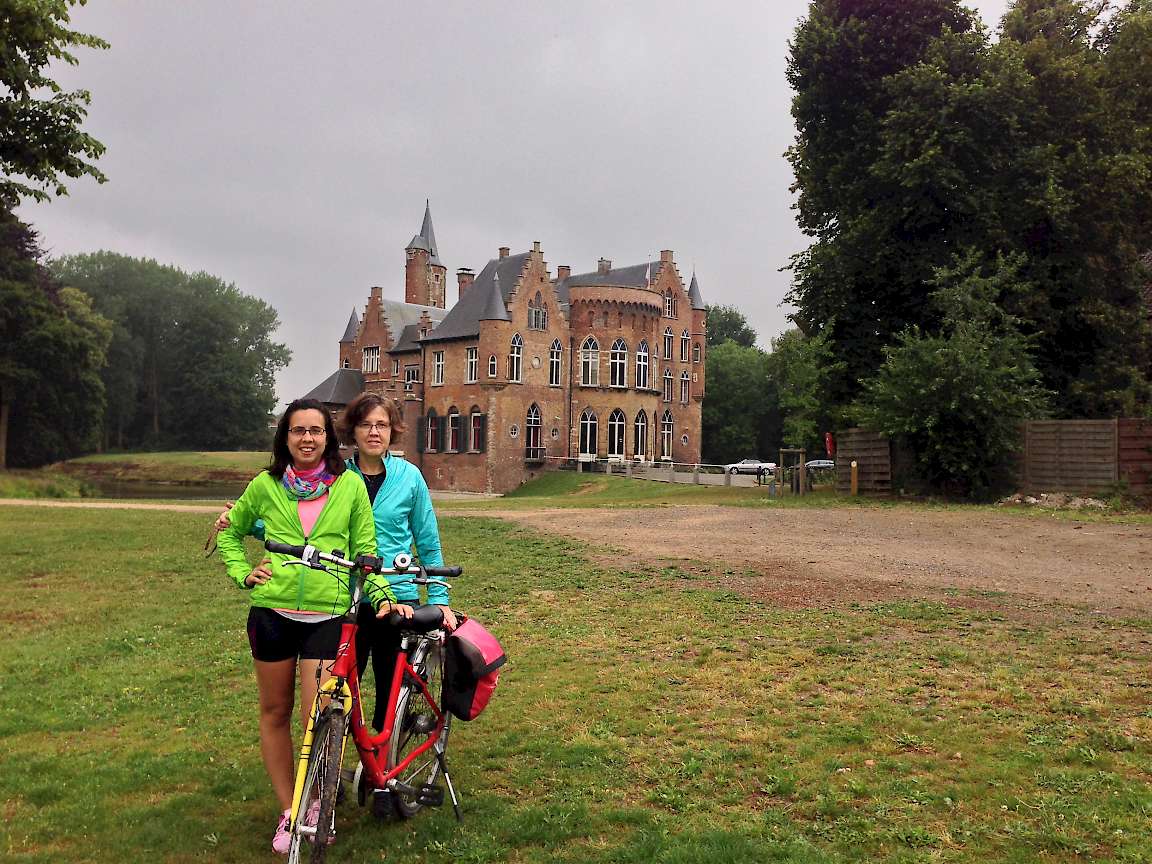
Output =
[
  {"x1": 804, "y1": 459, "x2": 836, "y2": 470},
  {"x1": 724, "y1": 458, "x2": 777, "y2": 475}
]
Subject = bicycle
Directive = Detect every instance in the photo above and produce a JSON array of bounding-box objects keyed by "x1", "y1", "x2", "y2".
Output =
[{"x1": 264, "y1": 540, "x2": 463, "y2": 863}]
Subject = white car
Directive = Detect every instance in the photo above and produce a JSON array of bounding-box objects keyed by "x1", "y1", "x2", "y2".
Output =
[
  {"x1": 804, "y1": 459, "x2": 836, "y2": 470},
  {"x1": 724, "y1": 458, "x2": 777, "y2": 475}
]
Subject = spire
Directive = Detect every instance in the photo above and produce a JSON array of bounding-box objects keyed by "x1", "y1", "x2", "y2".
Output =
[
  {"x1": 406, "y1": 199, "x2": 442, "y2": 267},
  {"x1": 340, "y1": 308, "x2": 359, "y2": 342},
  {"x1": 478, "y1": 272, "x2": 510, "y2": 321},
  {"x1": 688, "y1": 272, "x2": 706, "y2": 310}
]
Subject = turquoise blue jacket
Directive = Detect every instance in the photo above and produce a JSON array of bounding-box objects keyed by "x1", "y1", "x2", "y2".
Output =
[{"x1": 347, "y1": 453, "x2": 447, "y2": 606}]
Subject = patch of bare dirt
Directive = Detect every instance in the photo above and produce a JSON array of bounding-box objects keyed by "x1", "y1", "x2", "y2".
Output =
[{"x1": 479, "y1": 506, "x2": 1152, "y2": 618}]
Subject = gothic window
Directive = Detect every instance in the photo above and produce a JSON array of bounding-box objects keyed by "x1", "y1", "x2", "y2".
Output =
[
  {"x1": 660, "y1": 410, "x2": 674, "y2": 459},
  {"x1": 607, "y1": 409, "x2": 625, "y2": 458},
  {"x1": 610, "y1": 339, "x2": 627, "y2": 388},
  {"x1": 529, "y1": 291, "x2": 548, "y2": 330},
  {"x1": 680, "y1": 370, "x2": 690, "y2": 403},
  {"x1": 488, "y1": 354, "x2": 497, "y2": 377},
  {"x1": 508, "y1": 334, "x2": 523, "y2": 382},
  {"x1": 634, "y1": 410, "x2": 648, "y2": 457},
  {"x1": 426, "y1": 409, "x2": 440, "y2": 453},
  {"x1": 680, "y1": 329, "x2": 690, "y2": 362},
  {"x1": 526, "y1": 403, "x2": 543, "y2": 457},
  {"x1": 693, "y1": 342, "x2": 701, "y2": 363},
  {"x1": 580, "y1": 336, "x2": 599, "y2": 386},
  {"x1": 469, "y1": 407, "x2": 486, "y2": 452},
  {"x1": 549, "y1": 339, "x2": 563, "y2": 387},
  {"x1": 663, "y1": 367, "x2": 673, "y2": 402},
  {"x1": 579, "y1": 409, "x2": 598, "y2": 457},
  {"x1": 636, "y1": 340, "x2": 650, "y2": 390},
  {"x1": 664, "y1": 290, "x2": 676, "y2": 318},
  {"x1": 447, "y1": 406, "x2": 461, "y2": 452},
  {"x1": 663, "y1": 327, "x2": 674, "y2": 359}
]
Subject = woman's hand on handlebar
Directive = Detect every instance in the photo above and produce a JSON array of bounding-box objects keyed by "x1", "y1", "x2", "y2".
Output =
[
  {"x1": 244, "y1": 557, "x2": 272, "y2": 587},
  {"x1": 438, "y1": 605, "x2": 458, "y2": 632},
  {"x1": 378, "y1": 601, "x2": 415, "y2": 620}
]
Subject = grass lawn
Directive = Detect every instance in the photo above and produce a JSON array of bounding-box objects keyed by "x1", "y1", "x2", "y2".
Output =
[
  {"x1": 2, "y1": 505, "x2": 1150, "y2": 863},
  {"x1": 0, "y1": 470, "x2": 94, "y2": 499},
  {"x1": 58, "y1": 451, "x2": 269, "y2": 482}
]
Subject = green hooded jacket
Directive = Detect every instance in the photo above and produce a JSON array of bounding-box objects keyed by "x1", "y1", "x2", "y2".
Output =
[{"x1": 217, "y1": 470, "x2": 395, "y2": 612}]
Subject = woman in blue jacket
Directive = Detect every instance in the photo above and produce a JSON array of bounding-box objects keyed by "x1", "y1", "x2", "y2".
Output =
[{"x1": 338, "y1": 392, "x2": 457, "y2": 731}]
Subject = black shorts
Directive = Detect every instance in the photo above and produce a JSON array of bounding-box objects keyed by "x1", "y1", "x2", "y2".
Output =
[{"x1": 246, "y1": 607, "x2": 343, "y2": 662}]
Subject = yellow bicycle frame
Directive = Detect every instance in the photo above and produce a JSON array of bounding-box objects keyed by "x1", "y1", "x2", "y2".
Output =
[{"x1": 288, "y1": 677, "x2": 355, "y2": 828}]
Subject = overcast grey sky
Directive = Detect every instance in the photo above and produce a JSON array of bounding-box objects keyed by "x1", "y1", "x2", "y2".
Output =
[{"x1": 19, "y1": 0, "x2": 1010, "y2": 404}]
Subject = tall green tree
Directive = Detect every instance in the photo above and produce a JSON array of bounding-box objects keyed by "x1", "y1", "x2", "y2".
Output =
[
  {"x1": 52, "y1": 252, "x2": 291, "y2": 450},
  {"x1": 701, "y1": 342, "x2": 778, "y2": 463},
  {"x1": 856, "y1": 252, "x2": 1051, "y2": 498},
  {"x1": 768, "y1": 328, "x2": 844, "y2": 455},
  {"x1": 786, "y1": 0, "x2": 1152, "y2": 420},
  {"x1": 704, "y1": 305, "x2": 757, "y2": 348},
  {"x1": 0, "y1": 0, "x2": 108, "y2": 205},
  {"x1": 0, "y1": 212, "x2": 110, "y2": 467}
]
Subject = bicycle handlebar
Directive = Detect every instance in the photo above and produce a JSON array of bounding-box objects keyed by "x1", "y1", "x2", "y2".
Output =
[{"x1": 263, "y1": 540, "x2": 462, "y2": 579}]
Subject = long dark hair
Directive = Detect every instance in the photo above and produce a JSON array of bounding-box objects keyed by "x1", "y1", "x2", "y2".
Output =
[{"x1": 268, "y1": 398, "x2": 346, "y2": 479}]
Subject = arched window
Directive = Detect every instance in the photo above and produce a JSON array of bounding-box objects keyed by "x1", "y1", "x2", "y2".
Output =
[
  {"x1": 660, "y1": 410, "x2": 674, "y2": 460},
  {"x1": 447, "y1": 406, "x2": 461, "y2": 452},
  {"x1": 581, "y1": 336, "x2": 599, "y2": 386},
  {"x1": 579, "y1": 409, "x2": 598, "y2": 457},
  {"x1": 634, "y1": 410, "x2": 648, "y2": 458},
  {"x1": 680, "y1": 370, "x2": 690, "y2": 403},
  {"x1": 508, "y1": 333, "x2": 523, "y2": 382},
  {"x1": 636, "y1": 340, "x2": 650, "y2": 390},
  {"x1": 693, "y1": 342, "x2": 701, "y2": 363},
  {"x1": 549, "y1": 339, "x2": 563, "y2": 386},
  {"x1": 526, "y1": 403, "x2": 543, "y2": 459},
  {"x1": 529, "y1": 291, "x2": 547, "y2": 330},
  {"x1": 426, "y1": 408, "x2": 441, "y2": 453},
  {"x1": 469, "y1": 406, "x2": 486, "y2": 452},
  {"x1": 488, "y1": 354, "x2": 497, "y2": 377},
  {"x1": 663, "y1": 327, "x2": 674, "y2": 359},
  {"x1": 680, "y1": 329, "x2": 690, "y2": 362},
  {"x1": 607, "y1": 409, "x2": 625, "y2": 458},
  {"x1": 664, "y1": 289, "x2": 676, "y2": 318},
  {"x1": 663, "y1": 367, "x2": 673, "y2": 402},
  {"x1": 610, "y1": 339, "x2": 628, "y2": 388}
]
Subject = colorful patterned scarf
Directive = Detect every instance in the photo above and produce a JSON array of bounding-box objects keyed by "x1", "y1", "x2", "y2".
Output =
[{"x1": 282, "y1": 463, "x2": 336, "y2": 500}]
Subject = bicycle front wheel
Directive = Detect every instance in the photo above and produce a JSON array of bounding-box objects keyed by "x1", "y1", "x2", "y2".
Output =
[
  {"x1": 288, "y1": 708, "x2": 346, "y2": 864},
  {"x1": 386, "y1": 639, "x2": 446, "y2": 819}
]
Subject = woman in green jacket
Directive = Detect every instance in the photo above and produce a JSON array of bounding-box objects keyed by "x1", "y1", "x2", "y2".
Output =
[{"x1": 216, "y1": 397, "x2": 394, "y2": 854}]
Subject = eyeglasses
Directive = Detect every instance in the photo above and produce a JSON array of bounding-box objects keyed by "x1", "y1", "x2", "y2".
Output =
[
  {"x1": 288, "y1": 426, "x2": 327, "y2": 438},
  {"x1": 356, "y1": 421, "x2": 390, "y2": 433}
]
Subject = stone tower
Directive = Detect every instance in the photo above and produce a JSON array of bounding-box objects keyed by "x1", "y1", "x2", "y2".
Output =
[{"x1": 405, "y1": 200, "x2": 447, "y2": 308}]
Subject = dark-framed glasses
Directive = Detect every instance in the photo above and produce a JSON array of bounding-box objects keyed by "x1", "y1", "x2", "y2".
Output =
[
  {"x1": 356, "y1": 421, "x2": 390, "y2": 433},
  {"x1": 288, "y1": 426, "x2": 327, "y2": 438}
]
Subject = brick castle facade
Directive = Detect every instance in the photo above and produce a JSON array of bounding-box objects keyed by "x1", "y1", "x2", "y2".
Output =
[{"x1": 305, "y1": 203, "x2": 707, "y2": 494}]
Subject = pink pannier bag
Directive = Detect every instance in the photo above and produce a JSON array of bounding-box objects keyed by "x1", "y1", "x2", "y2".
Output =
[{"x1": 443, "y1": 615, "x2": 506, "y2": 721}]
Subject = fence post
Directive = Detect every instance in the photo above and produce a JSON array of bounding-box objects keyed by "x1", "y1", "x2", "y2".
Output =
[
  {"x1": 724, "y1": 468, "x2": 731, "y2": 487},
  {"x1": 606, "y1": 460, "x2": 612, "y2": 476},
  {"x1": 850, "y1": 460, "x2": 858, "y2": 496},
  {"x1": 693, "y1": 463, "x2": 700, "y2": 484},
  {"x1": 577, "y1": 459, "x2": 583, "y2": 474},
  {"x1": 626, "y1": 460, "x2": 632, "y2": 478}
]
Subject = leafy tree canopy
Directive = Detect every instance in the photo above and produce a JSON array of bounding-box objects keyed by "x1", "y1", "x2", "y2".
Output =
[
  {"x1": 701, "y1": 341, "x2": 778, "y2": 464},
  {"x1": 704, "y1": 304, "x2": 757, "y2": 348},
  {"x1": 0, "y1": 0, "x2": 108, "y2": 205},
  {"x1": 52, "y1": 252, "x2": 291, "y2": 451}
]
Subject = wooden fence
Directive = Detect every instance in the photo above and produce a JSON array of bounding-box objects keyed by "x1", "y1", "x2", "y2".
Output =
[
  {"x1": 834, "y1": 428, "x2": 892, "y2": 496},
  {"x1": 1118, "y1": 419, "x2": 1152, "y2": 496},
  {"x1": 1022, "y1": 420, "x2": 1117, "y2": 493}
]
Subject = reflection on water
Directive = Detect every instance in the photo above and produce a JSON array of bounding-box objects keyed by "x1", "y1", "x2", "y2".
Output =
[{"x1": 86, "y1": 479, "x2": 251, "y2": 500}]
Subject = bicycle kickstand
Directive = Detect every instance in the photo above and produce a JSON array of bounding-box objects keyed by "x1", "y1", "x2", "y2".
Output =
[{"x1": 437, "y1": 751, "x2": 463, "y2": 822}]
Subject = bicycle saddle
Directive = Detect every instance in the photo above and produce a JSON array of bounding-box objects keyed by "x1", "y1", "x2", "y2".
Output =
[{"x1": 387, "y1": 604, "x2": 444, "y2": 633}]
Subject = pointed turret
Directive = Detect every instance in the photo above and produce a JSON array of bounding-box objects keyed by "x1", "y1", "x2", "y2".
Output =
[
  {"x1": 406, "y1": 199, "x2": 442, "y2": 267},
  {"x1": 339, "y1": 308, "x2": 359, "y2": 343},
  {"x1": 688, "y1": 272, "x2": 706, "y2": 310}
]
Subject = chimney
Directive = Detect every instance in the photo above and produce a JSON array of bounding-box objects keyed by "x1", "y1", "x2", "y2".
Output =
[
  {"x1": 598, "y1": 257, "x2": 612, "y2": 274},
  {"x1": 532, "y1": 240, "x2": 541, "y2": 253},
  {"x1": 498, "y1": 246, "x2": 510, "y2": 259},
  {"x1": 660, "y1": 250, "x2": 674, "y2": 263},
  {"x1": 557, "y1": 265, "x2": 571, "y2": 281},
  {"x1": 457, "y1": 268, "x2": 474, "y2": 299}
]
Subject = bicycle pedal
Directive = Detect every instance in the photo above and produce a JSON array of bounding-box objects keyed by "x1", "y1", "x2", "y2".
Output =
[{"x1": 417, "y1": 784, "x2": 445, "y2": 807}]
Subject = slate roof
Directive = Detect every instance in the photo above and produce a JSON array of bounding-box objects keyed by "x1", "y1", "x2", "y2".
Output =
[
  {"x1": 379, "y1": 298, "x2": 448, "y2": 347},
  {"x1": 422, "y1": 252, "x2": 528, "y2": 342},
  {"x1": 688, "y1": 272, "x2": 706, "y2": 310},
  {"x1": 340, "y1": 309, "x2": 359, "y2": 343},
  {"x1": 405, "y1": 200, "x2": 442, "y2": 267},
  {"x1": 303, "y1": 368, "x2": 365, "y2": 405},
  {"x1": 389, "y1": 323, "x2": 424, "y2": 354},
  {"x1": 553, "y1": 260, "x2": 662, "y2": 306}
]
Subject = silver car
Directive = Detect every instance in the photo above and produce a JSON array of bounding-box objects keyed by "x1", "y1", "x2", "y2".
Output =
[{"x1": 724, "y1": 458, "x2": 777, "y2": 475}]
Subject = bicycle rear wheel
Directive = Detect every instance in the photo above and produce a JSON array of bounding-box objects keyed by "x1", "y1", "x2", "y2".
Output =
[
  {"x1": 386, "y1": 638, "x2": 447, "y2": 819},
  {"x1": 288, "y1": 708, "x2": 346, "y2": 864}
]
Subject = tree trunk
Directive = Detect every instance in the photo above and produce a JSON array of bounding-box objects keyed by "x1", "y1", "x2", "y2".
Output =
[{"x1": 151, "y1": 364, "x2": 160, "y2": 439}]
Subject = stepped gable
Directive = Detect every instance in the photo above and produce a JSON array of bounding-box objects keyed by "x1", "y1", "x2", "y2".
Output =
[{"x1": 423, "y1": 252, "x2": 528, "y2": 342}]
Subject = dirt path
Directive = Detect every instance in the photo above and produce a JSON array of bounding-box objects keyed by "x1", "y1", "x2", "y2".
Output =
[
  {"x1": 0, "y1": 498, "x2": 220, "y2": 513},
  {"x1": 477, "y1": 506, "x2": 1152, "y2": 616}
]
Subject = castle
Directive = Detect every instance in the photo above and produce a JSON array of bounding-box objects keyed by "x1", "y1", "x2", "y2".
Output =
[{"x1": 304, "y1": 203, "x2": 707, "y2": 494}]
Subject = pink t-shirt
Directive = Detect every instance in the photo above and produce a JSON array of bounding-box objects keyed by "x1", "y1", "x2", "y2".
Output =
[{"x1": 274, "y1": 466, "x2": 333, "y2": 622}]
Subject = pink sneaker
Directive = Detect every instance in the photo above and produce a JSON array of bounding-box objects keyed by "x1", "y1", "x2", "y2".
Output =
[
  {"x1": 272, "y1": 809, "x2": 292, "y2": 855},
  {"x1": 303, "y1": 799, "x2": 335, "y2": 845}
]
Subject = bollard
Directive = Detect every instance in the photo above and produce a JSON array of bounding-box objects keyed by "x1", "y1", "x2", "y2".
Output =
[
  {"x1": 693, "y1": 463, "x2": 700, "y2": 484},
  {"x1": 626, "y1": 460, "x2": 632, "y2": 478},
  {"x1": 850, "y1": 460, "x2": 858, "y2": 496}
]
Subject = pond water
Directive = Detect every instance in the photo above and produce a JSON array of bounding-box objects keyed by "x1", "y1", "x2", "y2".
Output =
[{"x1": 85, "y1": 479, "x2": 250, "y2": 500}]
